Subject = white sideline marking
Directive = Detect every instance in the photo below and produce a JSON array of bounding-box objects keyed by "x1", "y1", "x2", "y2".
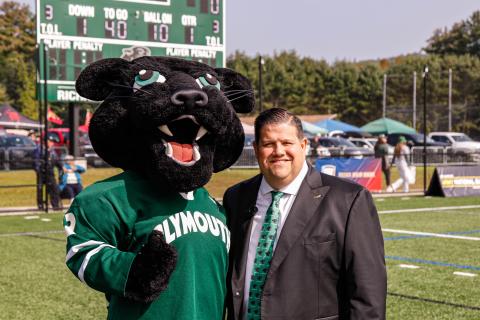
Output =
[
  {"x1": 24, "y1": 216, "x2": 39, "y2": 220},
  {"x1": 0, "y1": 230, "x2": 63, "y2": 237},
  {"x1": 379, "y1": 205, "x2": 480, "y2": 214},
  {"x1": 377, "y1": 198, "x2": 385, "y2": 202},
  {"x1": 401, "y1": 197, "x2": 410, "y2": 200},
  {"x1": 382, "y1": 228, "x2": 480, "y2": 241},
  {"x1": 41, "y1": 218, "x2": 51, "y2": 222},
  {"x1": 453, "y1": 272, "x2": 477, "y2": 277},
  {"x1": 399, "y1": 264, "x2": 420, "y2": 269}
]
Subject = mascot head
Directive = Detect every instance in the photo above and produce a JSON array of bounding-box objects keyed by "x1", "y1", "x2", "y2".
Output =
[{"x1": 76, "y1": 57, "x2": 254, "y2": 192}]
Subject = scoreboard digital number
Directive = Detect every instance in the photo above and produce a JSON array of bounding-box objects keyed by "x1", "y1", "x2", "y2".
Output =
[{"x1": 36, "y1": 0, "x2": 225, "y2": 102}]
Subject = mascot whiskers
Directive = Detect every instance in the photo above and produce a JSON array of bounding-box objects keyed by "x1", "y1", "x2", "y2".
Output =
[{"x1": 64, "y1": 57, "x2": 254, "y2": 320}]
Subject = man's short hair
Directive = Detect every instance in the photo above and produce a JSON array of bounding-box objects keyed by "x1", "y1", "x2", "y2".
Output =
[{"x1": 254, "y1": 108, "x2": 304, "y2": 144}]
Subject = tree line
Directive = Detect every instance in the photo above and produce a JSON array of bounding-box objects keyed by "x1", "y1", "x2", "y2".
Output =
[
  {"x1": 227, "y1": 51, "x2": 480, "y2": 138},
  {"x1": 0, "y1": 2, "x2": 479, "y2": 137}
]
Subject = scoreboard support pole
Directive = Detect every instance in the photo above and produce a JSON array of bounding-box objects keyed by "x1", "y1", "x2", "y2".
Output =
[
  {"x1": 42, "y1": 41, "x2": 49, "y2": 213},
  {"x1": 35, "y1": 43, "x2": 46, "y2": 212},
  {"x1": 68, "y1": 103, "x2": 80, "y2": 158}
]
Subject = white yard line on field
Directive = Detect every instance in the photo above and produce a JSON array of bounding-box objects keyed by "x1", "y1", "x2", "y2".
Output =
[
  {"x1": 24, "y1": 216, "x2": 40, "y2": 220},
  {"x1": 382, "y1": 228, "x2": 480, "y2": 241},
  {"x1": 0, "y1": 230, "x2": 64, "y2": 237},
  {"x1": 453, "y1": 272, "x2": 477, "y2": 277},
  {"x1": 398, "y1": 264, "x2": 420, "y2": 269},
  {"x1": 379, "y1": 205, "x2": 480, "y2": 214}
]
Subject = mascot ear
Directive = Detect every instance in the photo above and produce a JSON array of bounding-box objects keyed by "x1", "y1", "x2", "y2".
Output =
[
  {"x1": 215, "y1": 68, "x2": 255, "y2": 113},
  {"x1": 76, "y1": 58, "x2": 133, "y2": 101}
]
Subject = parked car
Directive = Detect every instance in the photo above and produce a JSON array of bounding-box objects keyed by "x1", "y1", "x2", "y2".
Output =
[
  {"x1": 428, "y1": 132, "x2": 480, "y2": 150},
  {"x1": 46, "y1": 128, "x2": 89, "y2": 148},
  {"x1": 77, "y1": 135, "x2": 108, "y2": 167},
  {"x1": 318, "y1": 137, "x2": 371, "y2": 159},
  {"x1": 387, "y1": 133, "x2": 448, "y2": 148},
  {"x1": 308, "y1": 138, "x2": 331, "y2": 158},
  {"x1": 349, "y1": 137, "x2": 374, "y2": 149},
  {"x1": 0, "y1": 134, "x2": 37, "y2": 169},
  {"x1": 350, "y1": 137, "x2": 395, "y2": 154},
  {"x1": 428, "y1": 132, "x2": 480, "y2": 162}
]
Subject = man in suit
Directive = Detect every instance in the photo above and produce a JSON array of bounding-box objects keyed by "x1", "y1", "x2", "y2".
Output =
[{"x1": 223, "y1": 108, "x2": 386, "y2": 320}]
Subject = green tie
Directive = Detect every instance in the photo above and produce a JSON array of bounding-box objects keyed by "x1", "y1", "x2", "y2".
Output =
[{"x1": 247, "y1": 191, "x2": 284, "y2": 320}]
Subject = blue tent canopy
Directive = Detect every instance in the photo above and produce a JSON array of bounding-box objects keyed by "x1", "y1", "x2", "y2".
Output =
[
  {"x1": 314, "y1": 119, "x2": 362, "y2": 133},
  {"x1": 301, "y1": 121, "x2": 328, "y2": 135}
]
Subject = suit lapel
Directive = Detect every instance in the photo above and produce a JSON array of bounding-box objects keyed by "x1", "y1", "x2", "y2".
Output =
[
  {"x1": 232, "y1": 175, "x2": 262, "y2": 289},
  {"x1": 267, "y1": 167, "x2": 330, "y2": 277}
]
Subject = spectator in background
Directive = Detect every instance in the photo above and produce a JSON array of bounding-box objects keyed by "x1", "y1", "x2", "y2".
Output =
[
  {"x1": 374, "y1": 134, "x2": 391, "y2": 191},
  {"x1": 33, "y1": 137, "x2": 62, "y2": 210},
  {"x1": 28, "y1": 130, "x2": 39, "y2": 145},
  {"x1": 387, "y1": 136, "x2": 412, "y2": 193},
  {"x1": 59, "y1": 155, "x2": 85, "y2": 202},
  {"x1": 309, "y1": 134, "x2": 321, "y2": 157}
]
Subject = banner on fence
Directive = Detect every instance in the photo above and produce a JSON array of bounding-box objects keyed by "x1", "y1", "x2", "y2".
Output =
[
  {"x1": 315, "y1": 158, "x2": 382, "y2": 192},
  {"x1": 427, "y1": 165, "x2": 480, "y2": 197}
]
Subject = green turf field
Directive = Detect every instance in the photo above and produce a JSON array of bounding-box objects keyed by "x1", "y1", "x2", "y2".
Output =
[
  {"x1": 380, "y1": 203, "x2": 480, "y2": 319},
  {"x1": 0, "y1": 196, "x2": 479, "y2": 319}
]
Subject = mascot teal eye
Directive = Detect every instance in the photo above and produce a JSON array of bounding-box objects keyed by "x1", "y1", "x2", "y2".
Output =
[
  {"x1": 134, "y1": 70, "x2": 166, "y2": 90},
  {"x1": 196, "y1": 73, "x2": 221, "y2": 90}
]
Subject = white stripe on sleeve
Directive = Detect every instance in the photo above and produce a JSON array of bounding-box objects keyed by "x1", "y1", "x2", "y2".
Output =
[
  {"x1": 78, "y1": 244, "x2": 115, "y2": 283},
  {"x1": 66, "y1": 240, "x2": 104, "y2": 262}
]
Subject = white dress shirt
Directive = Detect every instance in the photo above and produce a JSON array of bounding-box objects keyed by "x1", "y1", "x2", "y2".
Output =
[{"x1": 242, "y1": 161, "x2": 309, "y2": 319}]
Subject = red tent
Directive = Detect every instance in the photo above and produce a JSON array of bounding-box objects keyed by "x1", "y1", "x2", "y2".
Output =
[
  {"x1": 0, "y1": 104, "x2": 42, "y2": 129},
  {"x1": 47, "y1": 107, "x2": 64, "y2": 125},
  {"x1": 79, "y1": 110, "x2": 92, "y2": 133}
]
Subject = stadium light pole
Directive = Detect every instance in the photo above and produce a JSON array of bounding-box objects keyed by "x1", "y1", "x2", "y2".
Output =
[
  {"x1": 423, "y1": 65, "x2": 428, "y2": 195},
  {"x1": 258, "y1": 56, "x2": 265, "y2": 113},
  {"x1": 382, "y1": 74, "x2": 387, "y2": 117}
]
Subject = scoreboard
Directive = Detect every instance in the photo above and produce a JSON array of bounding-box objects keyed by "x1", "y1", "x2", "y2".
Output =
[{"x1": 36, "y1": 0, "x2": 225, "y2": 102}]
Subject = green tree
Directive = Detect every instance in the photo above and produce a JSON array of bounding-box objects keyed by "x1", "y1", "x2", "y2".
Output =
[
  {"x1": 425, "y1": 11, "x2": 480, "y2": 57},
  {"x1": 0, "y1": 83, "x2": 10, "y2": 104},
  {"x1": 0, "y1": 1, "x2": 35, "y2": 59},
  {"x1": 0, "y1": 1, "x2": 37, "y2": 118}
]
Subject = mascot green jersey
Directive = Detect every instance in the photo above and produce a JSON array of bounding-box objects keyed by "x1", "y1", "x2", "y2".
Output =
[{"x1": 64, "y1": 56, "x2": 254, "y2": 319}]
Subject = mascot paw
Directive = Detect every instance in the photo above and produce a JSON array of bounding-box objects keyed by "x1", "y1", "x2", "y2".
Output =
[{"x1": 125, "y1": 230, "x2": 177, "y2": 302}]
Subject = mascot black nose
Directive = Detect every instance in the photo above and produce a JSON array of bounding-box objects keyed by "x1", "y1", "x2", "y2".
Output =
[{"x1": 171, "y1": 89, "x2": 208, "y2": 107}]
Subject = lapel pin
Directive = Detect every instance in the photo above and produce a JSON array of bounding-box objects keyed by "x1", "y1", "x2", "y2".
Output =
[{"x1": 314, "y1": 194, "x2": 322, "y2": 199}]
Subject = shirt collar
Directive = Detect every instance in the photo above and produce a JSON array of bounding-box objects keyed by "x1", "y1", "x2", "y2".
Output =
[{"x1": 259, "y1": 161, "x2": 309, "y2": 196}]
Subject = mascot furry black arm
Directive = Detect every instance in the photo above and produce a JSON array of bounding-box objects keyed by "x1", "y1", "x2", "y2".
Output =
[{"x1": 63, "y1": 57, "x2": 254, "y2": 320}]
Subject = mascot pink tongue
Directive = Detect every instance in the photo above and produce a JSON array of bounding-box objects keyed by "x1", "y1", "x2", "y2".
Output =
[
  {"x1": 170, "y1": 142, "x2": 193, "y2": 162},
  {"x1": 66, "y1": 56, "x2": 255, "y2": 320}
]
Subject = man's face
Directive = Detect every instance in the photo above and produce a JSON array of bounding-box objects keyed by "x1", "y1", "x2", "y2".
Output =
[{"x1": 254, "y1": 122, "x2": 307, "y2": 189}]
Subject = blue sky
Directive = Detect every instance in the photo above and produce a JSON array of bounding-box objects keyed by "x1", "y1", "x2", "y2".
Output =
[{"x1": 16, "y1": 0, "x2": 480, "y2": 62}]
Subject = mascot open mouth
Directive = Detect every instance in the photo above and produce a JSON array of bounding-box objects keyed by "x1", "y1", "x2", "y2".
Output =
[{"x1": 158, "y1": 115, "x2": 208, "y2": 166}]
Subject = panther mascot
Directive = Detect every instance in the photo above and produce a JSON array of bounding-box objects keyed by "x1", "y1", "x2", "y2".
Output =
[{"x1": 64, "y1": 56, "x2": 254, "y2": 320}]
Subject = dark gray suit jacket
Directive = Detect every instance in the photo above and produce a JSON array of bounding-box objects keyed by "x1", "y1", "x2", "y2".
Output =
[{"x1": 223, "y1": 166, "x2": 386, "y2": 320}]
